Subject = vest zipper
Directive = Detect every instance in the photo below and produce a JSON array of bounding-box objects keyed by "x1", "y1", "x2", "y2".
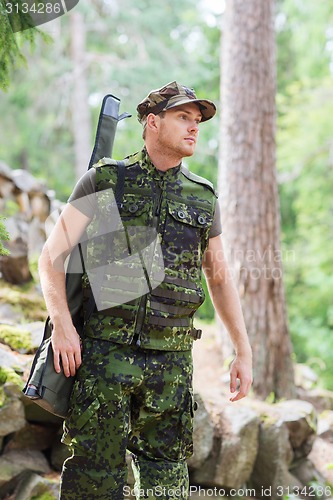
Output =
[
  {"x1": 154, "y1": 184, "x2": 163, "y2": 218},
  {"x1": 134, "y1": 181, "x2": 164, "y2": 345}
]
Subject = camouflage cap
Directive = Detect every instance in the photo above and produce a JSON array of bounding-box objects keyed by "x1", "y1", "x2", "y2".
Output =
[{"x1": 137, "y1": 81, "x2": 216, "y2": 124}]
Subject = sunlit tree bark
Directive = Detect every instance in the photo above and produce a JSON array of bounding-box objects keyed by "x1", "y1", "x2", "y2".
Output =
[{"x1": 219, "y1": 0, "x2": 295, "y2": 399}]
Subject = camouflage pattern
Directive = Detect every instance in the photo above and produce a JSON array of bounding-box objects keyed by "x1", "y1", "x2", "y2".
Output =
[
  {"x1": 82, "y1": 147, "x2": 217, "y2": 351},
  {"x1": 136, "y1": 81, "x2": 216, "y2": 124},
  {"x1": 61, "y1": 338, "x2": 193, "y2": 499},
  {"x1": 60, "y1": 148, "x2": 217, "y2": 498}
]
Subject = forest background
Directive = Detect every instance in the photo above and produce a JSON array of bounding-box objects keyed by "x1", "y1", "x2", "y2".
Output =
[{"x1": 1, "y1": 0, "x2": 333, "y2": 389}]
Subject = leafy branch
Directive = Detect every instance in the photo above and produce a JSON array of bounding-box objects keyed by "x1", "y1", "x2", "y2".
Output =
[{"x1": 0, "y1": 0, "x2": 51, "y2": 91}]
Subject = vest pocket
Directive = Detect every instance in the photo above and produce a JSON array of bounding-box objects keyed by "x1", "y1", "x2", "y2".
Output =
[
  {"x1": 164, "y1": 200, "x2": 213, "y2": 260},
  {"x1": 167, "y1": 200, "x2": 213, "y2": 228},
  {"x1": 119, "y1": 194, "x2": 151, "y2": 221}
]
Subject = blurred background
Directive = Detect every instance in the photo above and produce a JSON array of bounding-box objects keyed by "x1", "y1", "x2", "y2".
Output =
[
  {"x1": 1, "y1": 0, "x2": 333, "y2": 496},
  {"x1": 1, "y1": 0, "x2": 332, "y2": 388}
]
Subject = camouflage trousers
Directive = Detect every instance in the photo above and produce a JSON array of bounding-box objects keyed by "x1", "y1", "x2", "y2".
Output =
[{"x1": 60, "y1": 339, "x2": 194, "y2": 499}]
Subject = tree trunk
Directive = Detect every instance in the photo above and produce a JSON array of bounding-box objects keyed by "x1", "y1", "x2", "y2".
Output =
[
  {"x1": 219, "y1": 0, "x2": 295, "y2": 399},
  {"x1": 70, "y1": 12, "x2": 91, "y2": 180}
]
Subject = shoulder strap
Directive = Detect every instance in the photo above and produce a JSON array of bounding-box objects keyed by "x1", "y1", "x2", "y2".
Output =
[
  {"x1": 114, "y1": 160, "x2": 126, "y2": 207},
  {"x1": 180, "y1": 165, "x2": 218, "y2": 197},
  {"x1": 84, "y1": 160, "x2": 126, "y2": 323}
]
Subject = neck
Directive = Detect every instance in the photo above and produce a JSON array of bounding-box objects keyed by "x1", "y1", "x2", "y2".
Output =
[{"x1": 145, "y1": 143, "x2": 181, "y2": 171}]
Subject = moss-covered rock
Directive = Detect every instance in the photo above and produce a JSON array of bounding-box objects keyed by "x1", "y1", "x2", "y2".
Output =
[
  {"x1": 0, "y1": 324, "x2": 32, "y2": 352},
  {"x1": 0, "y1": 367, "x2": 24, "y2": 407},
  {"x1": 0, "y1": 366, "x2": 23, "y2": 386},
  {"x1": 0, "y1": 280, "x2": 46, "y2": 322}
]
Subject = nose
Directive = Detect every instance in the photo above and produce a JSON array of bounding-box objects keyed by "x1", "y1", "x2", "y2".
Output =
[{"x1": 188, "y1": 120, "x2": 199, "y2": 133}]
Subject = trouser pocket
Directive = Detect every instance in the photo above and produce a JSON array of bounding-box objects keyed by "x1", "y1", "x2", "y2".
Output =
[
  {"x1": 179, "y1": 389, "x2": 195, "y2": 460},
  {"x1": 62, "y1": 376, "x2": 100, "y2": 456}
]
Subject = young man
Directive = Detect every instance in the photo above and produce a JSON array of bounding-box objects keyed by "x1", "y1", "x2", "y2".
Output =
[{"x1": 38, "y1": 81, "x2": 252, "y2": 499}]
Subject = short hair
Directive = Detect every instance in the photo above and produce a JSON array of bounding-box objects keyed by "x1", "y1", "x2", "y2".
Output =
[{"x1": 142, "y1": 111, "x2": 166, "y2": 140}]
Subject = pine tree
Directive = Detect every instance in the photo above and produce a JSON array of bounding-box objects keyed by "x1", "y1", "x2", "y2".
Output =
[
  {"x1": 0, "y1": 0, "x2": 49, "y2": 90},
  {"x1": 219, "y1": 0, "x2": 296, "y2": 399}
]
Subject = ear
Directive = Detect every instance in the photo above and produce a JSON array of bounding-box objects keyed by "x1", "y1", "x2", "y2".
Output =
[{"x1": 146, "y1": 113, "x2": 160, "y2": 133}]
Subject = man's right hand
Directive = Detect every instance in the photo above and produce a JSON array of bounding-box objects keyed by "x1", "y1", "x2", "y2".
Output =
[{"x1": 51, "y1": 324, "x2": 82, "y2": 377}]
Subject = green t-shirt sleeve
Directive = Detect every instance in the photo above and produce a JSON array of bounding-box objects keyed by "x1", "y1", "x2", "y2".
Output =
[{"x1": 67, "y1": 169, "x2": 96, "y2": 218}]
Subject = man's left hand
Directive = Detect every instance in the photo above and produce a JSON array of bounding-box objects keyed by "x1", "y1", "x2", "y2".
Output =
[{"x1": 229, "y1": 353, "x2": 253, "y2": 402}]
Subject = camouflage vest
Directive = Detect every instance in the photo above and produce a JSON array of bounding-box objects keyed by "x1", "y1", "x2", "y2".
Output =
[{"x1": 82, "y1": 149, "x2": 218, "y2": 351}]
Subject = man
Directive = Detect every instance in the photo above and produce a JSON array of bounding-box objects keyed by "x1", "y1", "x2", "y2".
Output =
[{"x1": 38, "y1": 81, "x2": 252, "y2": 499}]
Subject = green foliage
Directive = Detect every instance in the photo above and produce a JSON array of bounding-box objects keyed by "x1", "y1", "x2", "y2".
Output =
[
  {"x1": 197, "y1": 276, "x2": 215, "y2": 321},
  {"x1": 0, "y1": 1, "x2": 34, "y2": 90},
  {"x1": 0, "y1": 1, "x2": 24, "y2": 90},
  {"x1": 277, "y1": 0, "x2": 333, "y2": 388}
]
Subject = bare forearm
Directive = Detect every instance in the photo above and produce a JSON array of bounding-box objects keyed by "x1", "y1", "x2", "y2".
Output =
[
  {"x1": 203, "y1": 235, "x2": 252, "y2": 400},
  {"x1": 207, "y1": 278, "x2": 252, "y2": 357},
  {"x1": 38, "y1": 244, "x2": 73, "y2": 330},
  {"x1": 208, "y1": 277, "x2": 253, "y2": 401}
]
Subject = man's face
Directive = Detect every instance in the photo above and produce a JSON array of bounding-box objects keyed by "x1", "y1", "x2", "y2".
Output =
[{"x1": 154, "y1": 103, "x2": 202, "y2": 159}]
